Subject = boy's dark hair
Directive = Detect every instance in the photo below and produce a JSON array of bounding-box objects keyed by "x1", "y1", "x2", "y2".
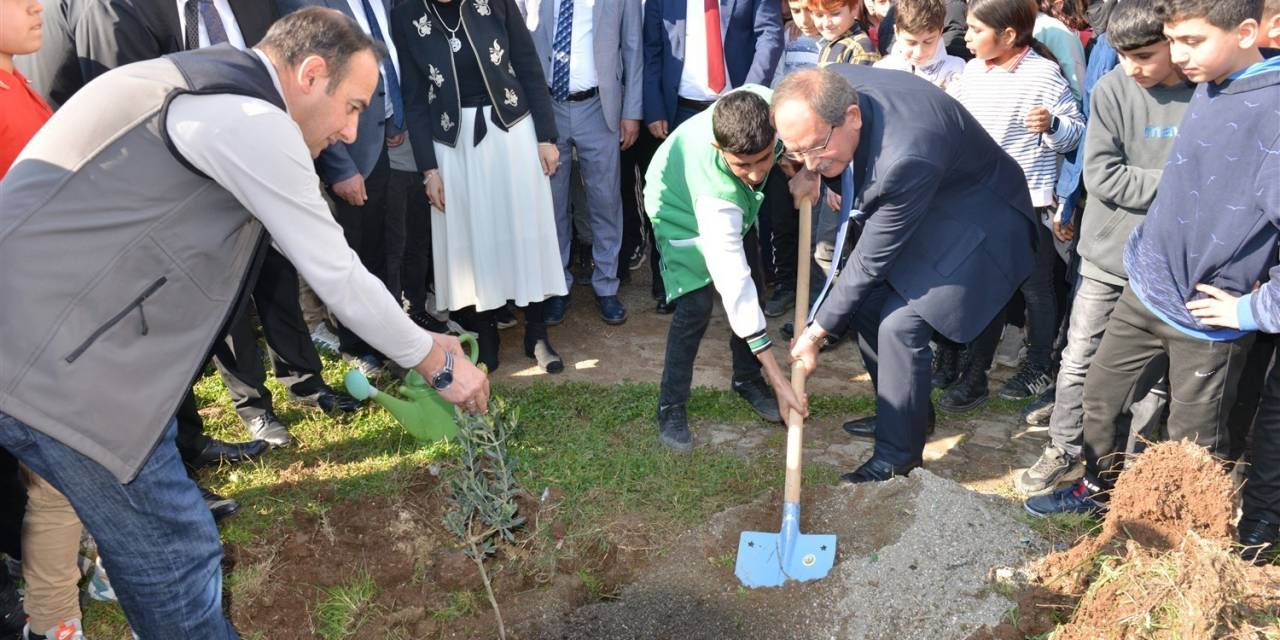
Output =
[
  {"x1": 259, "y1": 7, "x2": 386, "y2": 93},
  {"x1": 1153, "y1": 0, "x2": 1264, "y2": 30},
  {"x1": 896, "y1": 0, "x2": 947, "y2": 34},
  {"x1": 1109, "y1": 0, "x2": 1168, "y2": 51},
  {"x1": 713, "y1": 90, "x2": 776, "y2": 155}
]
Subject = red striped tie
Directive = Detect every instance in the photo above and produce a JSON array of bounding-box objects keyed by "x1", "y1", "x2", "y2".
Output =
[{"x1": 705, "y1": 0, "x2": 726, "y2": 92}]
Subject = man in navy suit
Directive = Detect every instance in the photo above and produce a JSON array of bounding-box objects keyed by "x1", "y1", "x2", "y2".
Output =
[
  {"x1": 779, "y1": 66, "x2": 1037, "y2": 483},
  {"x1": 642, "y1": 0, "x2": 783, "y2": 138}
]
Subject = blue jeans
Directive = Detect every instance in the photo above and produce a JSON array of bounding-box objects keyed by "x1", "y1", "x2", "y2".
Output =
[{"x1": 0, "y1": 413, "x2": 235, "y2": 639}]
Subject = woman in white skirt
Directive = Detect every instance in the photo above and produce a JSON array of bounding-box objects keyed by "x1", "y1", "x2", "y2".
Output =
[{"x1": 393, "y1": 0, "x2": 567, "y2": 373}]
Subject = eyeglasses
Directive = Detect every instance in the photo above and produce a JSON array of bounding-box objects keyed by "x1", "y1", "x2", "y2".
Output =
[{"x1": 782, "y1": 125, "x2": 834, "y2": 162}]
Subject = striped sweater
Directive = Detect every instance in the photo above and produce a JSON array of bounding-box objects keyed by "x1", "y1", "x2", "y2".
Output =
[{"x1": 947, "y1": 49, "x2": 1084, "y2": 207}]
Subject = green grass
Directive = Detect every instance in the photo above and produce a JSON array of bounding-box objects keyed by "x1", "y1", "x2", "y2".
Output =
[
  {"x1": 81, "y1": 352, "x2": 932, "y2": 637},
  {"x1": 313, "y1": 568, "x2": 378, "y2": 640},
  {"x1": 431, "y1": 590, "x2": 479, "y2": 621},
  {"x1": 1022, "y1": 511, "x2": 1103, "y2": 549}
]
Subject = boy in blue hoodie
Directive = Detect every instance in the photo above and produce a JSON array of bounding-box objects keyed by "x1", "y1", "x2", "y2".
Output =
[{"x1": 1027, "y1": 0, "x2": 1280, "y2": 517}]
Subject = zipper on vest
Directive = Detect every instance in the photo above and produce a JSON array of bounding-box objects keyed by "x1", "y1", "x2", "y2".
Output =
[{"x1": 64, "y1": 277, "x2": 168, "y2": 364}]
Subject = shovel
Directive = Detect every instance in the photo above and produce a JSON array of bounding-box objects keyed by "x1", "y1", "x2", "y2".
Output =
[
  {"x1": 343, "y1": 333, "x2": 479, "y2": 443},
  {"x1": 735, "y1": 198, "x2": 837, "y2": 588}
]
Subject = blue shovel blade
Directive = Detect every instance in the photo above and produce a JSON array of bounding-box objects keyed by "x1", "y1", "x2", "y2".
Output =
[{"x1": 735, "y1": 530, "x2": 837, "y2": 588}]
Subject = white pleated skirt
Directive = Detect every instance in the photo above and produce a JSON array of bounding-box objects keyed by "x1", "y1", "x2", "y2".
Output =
[{"x1": 430, "y1": 106, "x2": 568, "y2": 313}]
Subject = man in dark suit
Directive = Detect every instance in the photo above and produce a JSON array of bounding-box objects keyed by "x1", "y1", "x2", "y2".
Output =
[
  {"x1": 278, "y1": 0, "x2": 403, "y2": 375},
  {"x1": 779, "y1": 66, "x2": 1037, "y2": 483}
]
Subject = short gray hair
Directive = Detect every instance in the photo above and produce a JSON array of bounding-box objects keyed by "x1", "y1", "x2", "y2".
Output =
[{"x1": 772, "y1": 68, "x2": 858, "y2": 127}]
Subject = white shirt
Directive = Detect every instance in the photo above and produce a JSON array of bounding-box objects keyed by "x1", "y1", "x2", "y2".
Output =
[
  {"x1": 164, "y1": 49, "x2": 433, "y2": 368},
  {"x1": 175, "y1": 0, "x2": 247, "y2": 49},
  {"x1": 678, "y1": 0, "x2": 730, "y2": 101},
  {"x1": 693, "y1": 197, "x2": 766, "y2": 339},
  {"x1": 552, "y1": 0, "x2": 598, "y2": 92},
  {"x1": 345, "y1": 0, "x2": 401, "y2": 122}
]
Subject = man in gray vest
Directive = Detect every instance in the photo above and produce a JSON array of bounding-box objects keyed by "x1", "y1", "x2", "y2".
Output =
[{"x1": 0, "y1": 8, "x2": 489, "y2": 636}]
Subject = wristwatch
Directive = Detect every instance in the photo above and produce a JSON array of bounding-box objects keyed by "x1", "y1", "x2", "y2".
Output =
[
  {"x1": 430, "y1": 351, "x2": 455, "y2": 391},
  {"x1": 1047, "y1": 115, "x2": 1061, "y2": 135}
]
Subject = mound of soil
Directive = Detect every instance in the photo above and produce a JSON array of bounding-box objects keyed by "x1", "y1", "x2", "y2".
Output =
[
  {"x1": 971, "y1": 441, "x2": 1280, "y2": 640},
  {"x1": 526, "y1": 470, "x2": 1043, "y2": 640}
]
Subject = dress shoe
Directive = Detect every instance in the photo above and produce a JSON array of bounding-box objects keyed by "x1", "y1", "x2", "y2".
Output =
[
  {"x1": 840, "y1": 456, "x2": 921, "y2": 483},
  {"x1": 292, "y1": 388, "x2": 361, "y2": 413},
  {"x1": 732, "y1": 377, "x2": 782, "y2": 423},
  {"x1": 657, "y1": 404, "x2": 692, "y2": 451},
  {"x1": 842, "y1": 408, "x2": 936, "y2": 439},
  {"x1": 188, "y1": 437, "x2": 270, "y2": 469},
  {"x1": 597, "y1": 295, "x2": 628, "y2": 325},
  {"x1": 525, "y1": 336, "x2": 564, "y2": 374},
  {"x1": 202, "y1": 486, "x2": 241, "y2": 524},
  {"x1": 247, "y1": 411, "x2": 292, "y2": 448},
  {"x1": 655, "y1": 298, "x2": 676, "y2": 315},
  {"x1": 544, "y1": 295, "x2": 569, "y2": 326}
]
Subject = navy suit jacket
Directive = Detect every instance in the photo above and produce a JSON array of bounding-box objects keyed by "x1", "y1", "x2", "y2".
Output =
[
  {"x1": 812, "y1": 64, "x2": 1038, "y2": 344},
  {"x1": 279, "y1": 0, "x2": 391, "y2": 184},
  {"x1": 641, "y1": 0, "x2": 782, "y2": 125}
]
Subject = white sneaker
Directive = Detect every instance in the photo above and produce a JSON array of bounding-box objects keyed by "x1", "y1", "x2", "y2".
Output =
[
  {"x1": 87, "y1": 556, "x2": 116, "y2": 602},
  {"x1": 310, "y1": 322, "x2": 340, "y2": 354},
  {"x1": 24, "y1": 618, "x2": 85, "y2": 640}
]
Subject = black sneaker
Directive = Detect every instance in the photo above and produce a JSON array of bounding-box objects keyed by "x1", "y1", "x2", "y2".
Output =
[
  {"x1": 495, "y1": 304, "x2": 518, "y2": 330},
  {"x1": 937, "y1": 368, "x2": 989, "y2": 413},
  {"x1": 628, "y1": 242, "x2": 648, "y2": 271},
  {"x1": 732, "y1": 377, "x2": 782, "y2": 423},
  {"x1": 931, "y1": 343, "x2": 961, "y2": 390},
  {"x1": 1239, "y1": 518, "x2": 1278, "y2": 564},
  {"x1": 1022, "y1": 387, "x2": 1056, "y2": 427},
  {"x1": 1024, "y1": 479, "x2": 1105, "y2": 518},
  {"x1": 998, "y1": 362, "x2": 1053, "y2": 400},
  {"x1": 1015, "y1": 444, "x2": 1076, "y2": 495},
  {"x1": 763, "y1": 287, "x2": 795, "y2": 318},
  {"x1": 657, "y1": 404, "x2": 693, "y2": 451},
  {"x1": 408, "y1": 310, "x2": 450, "y2": 333}
]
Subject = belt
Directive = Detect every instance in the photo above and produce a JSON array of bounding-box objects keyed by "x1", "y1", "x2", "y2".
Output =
[
  {"x1": 555, "y1": 87, "x2": 599, "y2": 102},
  {"x1": 677, "y1": 96, "x2": 717, "y2": 111}
]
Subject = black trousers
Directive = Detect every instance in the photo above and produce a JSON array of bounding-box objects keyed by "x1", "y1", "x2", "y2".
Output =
[
  {"x1": 760, "y1": 164, "x2": 797, "y2": 289},
  {"x1": 658, "y1": 230, "x2": 765, "y2": 408},
  {"x1": 1081, "y1": 287, "x2": 1254, "y2": 490},
  {"x1": 331, "y1": 146, "x2": 393, "y2": 359},
  {"x1": 1243, "y1": 345, "x2": 1280, "y2": 524},
  {"x1": 391, "y1": 167, "x2": 434, "y2": 314},
  {"x1": 211, "y1": 248, "x2": 328, "y2": 422},
  {"x1": 619, "y1": 128, "x2": 663, "y2": 299}
]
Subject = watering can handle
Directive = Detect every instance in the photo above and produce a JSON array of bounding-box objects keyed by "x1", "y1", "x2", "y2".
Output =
[{"x1": 456, "y1": 332, "x2": 480, "y2": 365}]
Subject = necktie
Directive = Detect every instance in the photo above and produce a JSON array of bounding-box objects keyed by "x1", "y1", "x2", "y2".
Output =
[
  {"x1": 704, "y1": 0, "x2": 725, "y2": 93},
  {"x1": 184, "y1": 0, "x2": 228, "y2": 49},
  {"x1": 808, "y1": 166, "x2": 864, "y2": 325},
  {"x1": 551, "y1": 0, "x2": 574, "y2": 101},
  {"x1": 359, "y1": 0, "x2": 405, "y2": 130}
]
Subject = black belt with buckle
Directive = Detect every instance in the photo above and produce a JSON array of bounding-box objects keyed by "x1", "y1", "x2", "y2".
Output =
[
  {"x1": 557, "y1": 87, "x2": 599, "y2": 102},
  {"x1": 677, "y1": 96, "x2": 717, "y2": 111}
]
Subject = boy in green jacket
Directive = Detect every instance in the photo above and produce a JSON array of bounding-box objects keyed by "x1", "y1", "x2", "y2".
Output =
[{"x1": 645, "y1": 86, "x2": 807, "y2": 451}]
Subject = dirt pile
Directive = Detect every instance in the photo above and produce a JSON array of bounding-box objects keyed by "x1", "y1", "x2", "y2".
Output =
[
  {"x1": 972, "y1": 441, "x2": 1280, "y2": 640},
  {"x1": 527, "y1": 469, "x2": 1044, "y2": 640}
]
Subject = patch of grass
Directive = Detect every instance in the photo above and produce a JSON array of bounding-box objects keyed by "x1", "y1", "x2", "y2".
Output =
[
  {"x1": 706, "y1": 552, "x2": 735, "y2": 569},
  {"x1": 1022, "y1": 511, "x2": 1103, "y2": 549},
  {"x1": 577, "y1": 569, "x2": 605, "y2": 598},
  {"x1": 226, "y1": 546, "x2": 278, "y2": 611},
  {"x1": 313, "y1": 568, "x2": 378, "y2": 640},
  {"x1": 432, "y1": 590, "x2": 479, "y2": 620}
]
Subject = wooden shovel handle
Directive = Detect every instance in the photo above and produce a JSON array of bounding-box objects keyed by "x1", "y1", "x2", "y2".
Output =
[{"x1": 784, "y1": 198, "x2": 813, "y2": 505}]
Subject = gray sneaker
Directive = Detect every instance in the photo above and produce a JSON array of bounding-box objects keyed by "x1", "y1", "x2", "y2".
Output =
[{"x1": 1016, "y1": 445, "x2": 1075, "y2": 495}]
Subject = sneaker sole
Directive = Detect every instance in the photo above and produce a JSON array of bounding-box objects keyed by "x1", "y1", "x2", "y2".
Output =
[
  {"x1": 937, "y1": 394, "x2": 989, "y2": 413},
  {"x1": 659, "y1": 434, "x2": 693, "y2": 451},
  {"x1": 600, "y1": 312, "x2": 628, "y2": 326}
]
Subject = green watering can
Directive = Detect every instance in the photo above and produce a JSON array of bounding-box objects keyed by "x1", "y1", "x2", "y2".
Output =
[{"x1": 343, "y1": 333, "x2": 479, "y2": 442}]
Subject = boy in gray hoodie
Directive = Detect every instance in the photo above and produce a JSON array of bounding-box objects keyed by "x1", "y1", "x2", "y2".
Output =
[{"x1": 1016, "y1": 0, "x2": 1194, "y2": 495}]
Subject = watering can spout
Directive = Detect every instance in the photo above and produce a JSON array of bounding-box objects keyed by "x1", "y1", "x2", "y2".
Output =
[{"x1": 343, "y1": 334, "x2": 480, "y2": 443}]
